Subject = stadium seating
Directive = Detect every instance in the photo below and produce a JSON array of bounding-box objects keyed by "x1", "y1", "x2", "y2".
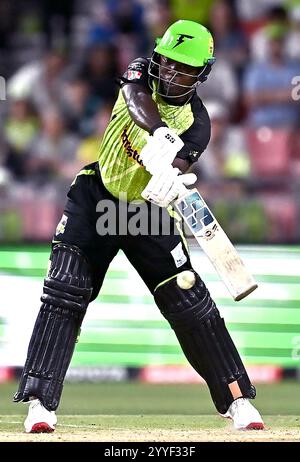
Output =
[
  {"x1": 259, "y1": 192, "x2": 297, "y2": 242},
  {"x1": 290, "y1": 131, "x2": 300, "y2": 177},
  {"x1": 246, "y1": 128, "x2": 292, "y2": 177}
]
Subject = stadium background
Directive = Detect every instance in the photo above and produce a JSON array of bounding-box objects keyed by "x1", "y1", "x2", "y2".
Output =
[{"x1": 0, "y1": 0, "x2": 299, "y2": 437}]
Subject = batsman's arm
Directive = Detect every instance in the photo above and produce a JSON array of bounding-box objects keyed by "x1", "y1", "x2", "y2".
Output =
[
  {"x1": 122, "y1": 83, "x2": 190, "y2": 172},
  {"x1": 122, "y1": 84, "x2": 165, "y2": 134}
]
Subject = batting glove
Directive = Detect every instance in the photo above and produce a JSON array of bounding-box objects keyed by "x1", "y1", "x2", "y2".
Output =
[
  {"x1": 140, "y1": 127, "x2": 184, "y2": 175},
  {"x1": 141, "y1": 167, "x2": 197, "y2": 208}
]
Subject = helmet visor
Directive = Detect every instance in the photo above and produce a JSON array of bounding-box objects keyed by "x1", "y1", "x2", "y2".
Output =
[{"x1": 149, "y1": 54, "x2": 208, "y2": 99}]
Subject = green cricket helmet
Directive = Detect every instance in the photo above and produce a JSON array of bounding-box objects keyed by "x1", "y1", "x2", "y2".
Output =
[{"x1": 149, "y1": 20, "x2": 216, "y2": 100}]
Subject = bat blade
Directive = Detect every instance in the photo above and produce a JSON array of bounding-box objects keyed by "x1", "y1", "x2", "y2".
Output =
[{"x1": 174, "y1": 189, "x2": 257, "y2": 301}]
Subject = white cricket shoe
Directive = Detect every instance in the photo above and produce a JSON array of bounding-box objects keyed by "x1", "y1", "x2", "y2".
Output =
[
  {"x1": 221, "y1": 398, "x2": 264, "y2": 430},
  {"x1": 24, "y1": 399, "x2": 57, "y2": 433}
]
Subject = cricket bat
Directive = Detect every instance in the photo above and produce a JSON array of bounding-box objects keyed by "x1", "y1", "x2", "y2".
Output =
[{"x1": 174, "y1": 189, "x2": 257, "y2": 301}]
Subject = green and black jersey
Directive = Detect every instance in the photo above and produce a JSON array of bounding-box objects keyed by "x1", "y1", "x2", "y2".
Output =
[{"x1": 98, "y1": 57, "x2": 211, "y2": 202}]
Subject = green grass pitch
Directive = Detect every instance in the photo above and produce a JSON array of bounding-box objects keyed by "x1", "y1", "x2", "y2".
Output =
[{"x1": 0, "y1": 381, "x2": 299, "y2": 441}]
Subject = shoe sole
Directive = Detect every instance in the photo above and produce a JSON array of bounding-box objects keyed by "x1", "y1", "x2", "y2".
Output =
[
  {"x1": 245, "y1": 422, "x2": 264, "y2": 430},
  {"x1": 231, "y1": 419, "x2": 265, "y2": 430},
  {"x1": 220, "y1": 414, "x2": 264, "y2": 430},
  {"x1": 28, "y1": 422, "x2": 55, "y2": 433}
]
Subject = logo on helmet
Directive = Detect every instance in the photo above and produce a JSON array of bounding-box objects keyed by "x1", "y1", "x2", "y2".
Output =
[
  {"x1": 209, "y1": 37, "x2": 214, "y2": 54},
  {"x1": 172, "y1": 34, "x2": 194, "y2": 49}
]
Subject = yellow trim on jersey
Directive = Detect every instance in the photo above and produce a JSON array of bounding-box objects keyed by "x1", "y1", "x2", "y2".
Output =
[
  {"x1": 167, "y1": 206, "x2": 189, "y2": 253},
  {"x1": 154, "y1": 274, "x2": 179, "y2": 292},
  {"x1": 71, "y1": 168, "x2": 96, "y2": 186}
]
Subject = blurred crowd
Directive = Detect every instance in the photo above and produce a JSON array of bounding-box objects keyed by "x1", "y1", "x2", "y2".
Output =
[{"x1": 0, "y1": 0, "x2": 299, "y2": 244}]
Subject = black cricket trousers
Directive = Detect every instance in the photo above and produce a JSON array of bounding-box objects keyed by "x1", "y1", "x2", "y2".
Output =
[{"x1": 53, "y1": 162, "x2": 193, "y2": 300}]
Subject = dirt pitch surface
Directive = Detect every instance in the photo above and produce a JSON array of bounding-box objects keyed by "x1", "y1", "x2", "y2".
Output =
[{"x1": 0, "y1": 415, "x2": 299, "y2": 442}]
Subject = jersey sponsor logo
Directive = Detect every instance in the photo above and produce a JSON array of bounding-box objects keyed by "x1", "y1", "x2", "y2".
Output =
[
  {"x1": 121, "y1": 128, "x2": 144, "y2": 166},
  {"x1": 55, "y1": 214, "x2": 68, "y2": 235},
  {"x1": 172, "y1": 34, "x2": 194, "y2": 49},
  {"x1": 126, "y1": 70, "x2": 142, "y2": 80},
  {"x1": 128, "y1": 62, "x2": 145, "y2": 71},
  {"x1": 189, "y1": 150, "x2": 199, "y2": 158}
]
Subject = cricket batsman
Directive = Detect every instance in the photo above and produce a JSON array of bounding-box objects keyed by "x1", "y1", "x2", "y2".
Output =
[{"x1": 14, "y1": 20, "x2": 264, "y2": 432}]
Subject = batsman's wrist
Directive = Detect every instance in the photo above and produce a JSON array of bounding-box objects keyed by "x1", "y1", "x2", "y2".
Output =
[{"x1": 149, "y1": 121, "x2": 168, "y2": 136}]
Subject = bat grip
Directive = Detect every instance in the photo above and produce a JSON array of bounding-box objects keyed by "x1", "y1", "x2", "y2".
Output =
[{"x1": 177, "y1": 183, "x2": 188, "y2": 200}]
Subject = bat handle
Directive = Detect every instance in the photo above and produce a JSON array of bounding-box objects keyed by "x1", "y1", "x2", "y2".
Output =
[{"x1": 177, "y1": 183, "x2": 188, "y2": 200}]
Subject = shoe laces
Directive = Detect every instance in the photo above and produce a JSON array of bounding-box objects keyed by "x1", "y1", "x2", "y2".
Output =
[
  {"x1": 232, "y1": 398, "x2": 248, "y2": 415},
  {"x1": 30, "y1": 399, "x2": 40, "y2": 408},
  {"x1": 30, "y1": 399, "x2": 46, "y2": 412}
]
